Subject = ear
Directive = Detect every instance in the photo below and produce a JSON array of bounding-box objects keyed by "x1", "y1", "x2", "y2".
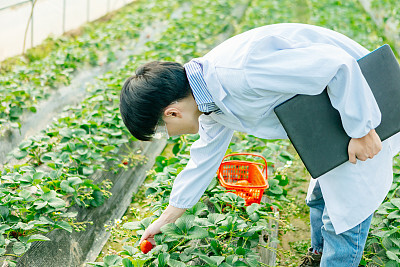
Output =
[{"x1": 163, "y1": 107, "x2": 182, "y2": 118}]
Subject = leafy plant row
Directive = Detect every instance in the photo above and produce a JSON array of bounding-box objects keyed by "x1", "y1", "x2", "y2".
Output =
[
  {"x1": 0, "y1": 0, "x2": 254, "y2": 262},
  {"x1": 0, "y1": 0, "x2": 180, "y2": 136},
  {"x1": 240, "y1": 0, "x2": 400, "y2": 265},
  {"x1": 370, "y1": 0, "x2": 400, "y2": 24},
  {"x1": 89, "y1": 131, "x2": 294, "y2": 266},
  {"x1": 363, "y1": 157, "x2": 400, "y2": 267},
  {"x1": 0, "y1": 0, "x2": 185, "y2": 261},
  {"x1": 86, "y1": 0, "x2": 304, "y2": 264}
]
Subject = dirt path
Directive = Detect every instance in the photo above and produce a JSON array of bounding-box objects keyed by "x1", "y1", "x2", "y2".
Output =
[{"x1": 276, "y1": 146, "x2": 313, "y2": 266}]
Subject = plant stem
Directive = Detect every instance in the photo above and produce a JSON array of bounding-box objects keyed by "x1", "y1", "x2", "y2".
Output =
[
  {"x1": 168, "y1": 238, "x2": 186, "y2": 253},
  {"x1": 4, "y1": 254, "x2": 22, "y2": 257}
]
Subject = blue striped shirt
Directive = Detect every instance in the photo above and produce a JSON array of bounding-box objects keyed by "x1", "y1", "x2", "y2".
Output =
[{"x1": 184, "y1": 60, "x2": 222, "y2": 114}]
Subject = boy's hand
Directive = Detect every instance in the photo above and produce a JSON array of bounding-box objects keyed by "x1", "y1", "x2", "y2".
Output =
[
  {"x1": 139, "y1": 205, "x2": 186, "y2": 246},
  {"x1": 348, "y1": 129, "x2": 382, "y2": 164}
]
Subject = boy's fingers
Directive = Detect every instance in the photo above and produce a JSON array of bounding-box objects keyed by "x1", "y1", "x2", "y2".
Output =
[
  {"x1": 148, "y1": 237, "x2": 156, "y2": 245},
  {"x1": 140, "y1": 231, "x2": 149, "y2": 244},
  {"x1": 348, "y1": 151, "x2": 356, "y2": 164}
]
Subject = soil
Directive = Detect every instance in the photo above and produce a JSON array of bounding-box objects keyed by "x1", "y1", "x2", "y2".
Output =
[{"x1": 276, "y1": 145, "x2": 313, "y2": 266}]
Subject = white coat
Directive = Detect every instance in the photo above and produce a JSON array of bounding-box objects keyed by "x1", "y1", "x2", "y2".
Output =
[{"x1": 169, "y1": 23, "x2": 400, "y2": 234}]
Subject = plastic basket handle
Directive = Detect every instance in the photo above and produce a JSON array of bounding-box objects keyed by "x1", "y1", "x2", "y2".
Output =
[{"x1": 220, "y1": 153, "x2": 268, "y2": 175}]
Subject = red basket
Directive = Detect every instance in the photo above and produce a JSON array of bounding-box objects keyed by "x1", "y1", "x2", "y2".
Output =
[{"x1": 218, "y1": 153, "x2": 269, "y2": 206}]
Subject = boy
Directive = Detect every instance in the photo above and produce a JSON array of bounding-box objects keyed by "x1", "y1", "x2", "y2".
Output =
[{"x1": 119, "y1": 23, "x2": 400, "y2": 266}]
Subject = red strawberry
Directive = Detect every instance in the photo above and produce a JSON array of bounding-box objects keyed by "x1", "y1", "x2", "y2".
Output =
[
  {"x1": 140, "y1": 240, "x2": 153, "y2": 254},
  {"x1": 122, "y1": 160, "x2": 128, "y2": 165}
]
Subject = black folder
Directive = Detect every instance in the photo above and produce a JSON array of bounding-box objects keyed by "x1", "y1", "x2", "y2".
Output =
[{"x1": 274, "y1": 44, "x2": 400, "y2": 178}]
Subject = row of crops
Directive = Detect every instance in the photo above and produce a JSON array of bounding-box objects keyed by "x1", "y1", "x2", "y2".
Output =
[
  {"x1": 0, "y1": 0, "x2": 184, "y2": 264},
  {"x1": 92, "y1": 0, "x2": 400, "y2": 266},
  {"x1": 0, "y1": 0, "x2": 399, "y2": 266}
]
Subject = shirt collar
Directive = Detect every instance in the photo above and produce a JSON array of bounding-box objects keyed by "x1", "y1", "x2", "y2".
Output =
[{"x1": 184, "y1": 60, "x2": 221, "y2": 114}]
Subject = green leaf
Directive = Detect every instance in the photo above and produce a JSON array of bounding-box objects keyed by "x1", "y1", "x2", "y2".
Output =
[
  {"x1": 389, "y1": 233, "x2": 400, "y2": 247},
  {"x1": 13, "y1": 150, "x2": 28, "y2": 160},
  {"x1": 34, "y1": 200, "x2": 48, "y2": 209},
  {"x1": 390, "y1": 198, "x2": 400, "y2": 209},
  {"x1": 103, "y1": 255, "x2": 122, "y2": 265},
  {"x1": 387, "y1": 210, "x2": 400, "y2": 219},
  {"x1": 15, "y1": 222, "x2": 34, "y2": 231},
  {"x1": 172, "y1": 143, "x2": 181, "y2": 155},
  {"x1": 120, "y1": 245, "x2": 138, "y2": 257},
  {"x1": 187, "y1": 202, "x2": 208, "y2": 216},
  {"x1": 27, "y1": 234, "x2": 51, "y2": 243},
  {"x1": 33, "y1": 172, "x2": 45, "y2": 181},
  {"x1": 83, "y1": 166, "x2": 94, "y2": 176},
  {"x1": 13, "y1": 242, "x2": 28, "y2": 255},
  {"x1": 245, "y1": 256, "x2": 259, "y2": 266},
  {"x1": 60, "y1": 211, "x2": 78, "y2": 218},
  {"x1": 206, "y1": 177, "x2": 218, "y2": 191},
  {"x1": 103, "y1": 145, "x2": 115, "y2": 152},
  {"x1": 226, "y1": 255, "x2": 239, "y2": 265},
  {"x1": 211, "y1": 256, "x2": 225, "y2": 266},
  {"x1": 268, "y1": 185, "x2": 283, "y2": 195},
  {"x1": 10, "y1": 106, "x2": 23, "y2": 119},
  {"x1": 48, "y1": 197, "x2": 66, "y2": 208},
  {"x1": 210, "y1": 239, "x2": 223, "y2": 255},
  {"x1": 68, "y1": 177, "x2": 83, "y2": 186},
  {"x1": 249, "y1": 213, "x2": 260, "y2": 222},
  {"x1": 0, "y1": 206, "x2": 10, "y2": 219},
  {"x1": 42, "y1": 191, "x2": 57, "y2": 201},
  {"x1": 19, "y1": 140, "x2": 33, "y2": 150},
  {"x1": 158, "y1": 253, "x2": 169, "y2": 267},
  {"x1": 60, "y1": 180, "x2": 75, "y2": 193},
  {"x1": 122, "y1": 258, "x2": 134, "y2": 267},
  {"x1": 187, "y1": 226, "x2": 209, "y2": 240},
  {"x1": 161, "y1": 223, "x2": 183, "y2": 239},
  {"x1": 386, "y1": 250, "x2": 400, "y2": 262},
  {"x1": 40, "y1": 152, "x2": 58, "y2": 162},
  {"x1": 246, "y1": 203, "x2": 259, "y2": 215},
  {"x1": 18, "y1": 189, "x2": 32, "y2": 200},
  {"x1": 236, "y1": 247, "x2": 246, "y2": 256},
  {"x1": 55, "y1": 221, "x2": 72, "y2": 233},
  {"x1": 233, "y1": 260, "x2": 248, "y2": 266},
  {"x1": 167, "y1": 259, "x2": 186, "y2": 267},
  {"x1": 199, "y1": 255, "x2": 217, "y2": 266},
  {"x1": 122, "y1": 222, "x2": 141, "y2": 230},
  {"x1": 131, "y1": 259, "x2": 148, "y2": 267},
  {"x1": 59, "y1": 128, "x2": 72, "y2": 138},
  {"x1": 0, "y1": 248, "x2": 5, "y2": 256},
  {"x1": 267, "y1": 179, "x2": 279, "y2": 187},
  {"x1": 0, "y1": 224, "x2": 11, "y2": 233},
  {"x1": 175, "y1": 215, "x2": 195, "y2": 233},
  {"x1": 90, "y1": 190, "x2": 104, "y2": 207},
  {"x1": 385, "y1": 260, "x2": 400, "y2": 267},
  {"x1": 207, "y1": 213, "x2": 225, "y2": 225}
]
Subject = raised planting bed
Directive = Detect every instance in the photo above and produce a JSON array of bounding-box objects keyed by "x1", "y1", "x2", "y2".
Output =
[
  {"x1": 0, "y1": 0, "x2": 247, "y2": 265},
  {"x1": 90, "y1": 131, "x2": 294, "y2": 266},
  {"x1": 0, "y1": 0, "x2": 187, "y2": 165},
  {"x1": 14, "y1": 138, "x2": 166, "y2": 267},
  {"x1": 0, "y1": 0, "x2": 181, "y2": 138}
]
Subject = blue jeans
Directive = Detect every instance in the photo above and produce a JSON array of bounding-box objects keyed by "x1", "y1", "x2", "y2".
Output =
[{"x1": 306, "y1": 181, "x2": 373, "y2": 267}]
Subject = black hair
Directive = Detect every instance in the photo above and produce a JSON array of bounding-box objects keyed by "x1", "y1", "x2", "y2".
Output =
[{"x1": 120, "y1": 61, "x2": 191, "y2": 141}]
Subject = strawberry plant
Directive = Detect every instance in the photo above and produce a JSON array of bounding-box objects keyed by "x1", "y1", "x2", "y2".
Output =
[
  {"x1": 0, "y1": 0, "x2": 185, "y2": 262},
  {"x1": 0, "y1": 0, "x2": 182, "y2": 135},
  {"x1": 371, "y1": 0, "x2": 400, "y2": 23},
  {"x1": 362, "y1": 155, "x2": 400, "y2": 267}
]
